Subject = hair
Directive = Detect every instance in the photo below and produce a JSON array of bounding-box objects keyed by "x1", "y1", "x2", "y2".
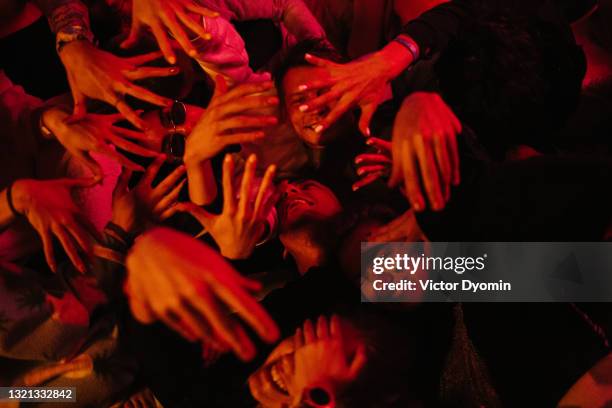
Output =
[
  {"x1": 273, "y1": 39, "x2": 346, "y2": 101},
  {"x1": 435, "y1": 15, "x2": 586, "y2": 155}
]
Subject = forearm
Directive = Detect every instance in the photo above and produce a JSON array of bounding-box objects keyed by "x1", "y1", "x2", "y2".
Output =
[
  {"x1": 186, "y1": 160, "x2": 218, "y2": 206},
  {"x1": 0, "y1": 187, "x2": 17, "y2": 229},
  {"x1": 33, "y1": 0, "x2": 91, "y2": 35},
  {"x1": 400, "y1": 0, "x2": 472, "y2": 59}
]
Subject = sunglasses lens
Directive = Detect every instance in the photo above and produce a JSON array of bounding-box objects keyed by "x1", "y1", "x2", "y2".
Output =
[
  {"x1": 170, "y1": 101, "x2": 187, "y2": 126},
  {"x1": 162, "y1": 133, "x2": 186, "y2": 163},
  {"x1": 307, "y1": 387, "x2": 332, "y2": 407}
]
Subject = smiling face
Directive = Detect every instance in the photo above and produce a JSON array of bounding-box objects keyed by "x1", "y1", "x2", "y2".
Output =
[
  {"x1": 248, "y1": 316, "x2": 365, "y2": 408},
  {"x1": 282, "y1": 66, "x2": 353, "y2": 147}
]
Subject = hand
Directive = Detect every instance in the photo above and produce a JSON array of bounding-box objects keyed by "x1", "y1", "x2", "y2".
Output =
[
  {"x1": 352, "y1": 137, "x2": 392, "y2": 191},
  {"x1": 367, "y1": 209, "x2": 428, "y2": 242},
  {"x1": 112, "y1": 155, "x2": 187, "y2": 234},
  {"x1": 298, "y1": 40, "x2": 415, "y2": 136},
  {"x1": 184, "y1": 77, "x2": 278, "y2": 166},
  {"x1": 125, "y1": 227, "x2": 280, "y2": 360},
  {"x1": 174, "y1": 154, "x2": 277, "y2": 259},
  {"x1": 11, "y1": 178, "x2": 100, "y2": 273},
  {"x1": 388, "y1": 92, "x2": 462, "y2": 212},
  {"x1": 42, "y1": 108, "x2": 160, "y2": 178},
  {"x1": 59, "y1": 41, "x2": 178, "y2": 129},
  {"x1": 292, "y1": 316, "x2": 366, "y2": 393},
  {"x1": 121, "y1": 0, "x2": 219, "y2": 64}
]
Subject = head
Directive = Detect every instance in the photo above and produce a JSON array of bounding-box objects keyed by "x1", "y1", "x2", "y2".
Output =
[
  {"x1": 435, "y1": 15, "x2": 585, "y2": 154},
  {"x1": 275, "y1": 40, "x2": 355, "y2": 147},
  {"x1": 248, "y1": 313, "x2": 419, "y2": 407},
  {"x1": 276, "y1": 179, "x2": 342, "y2": 273}
]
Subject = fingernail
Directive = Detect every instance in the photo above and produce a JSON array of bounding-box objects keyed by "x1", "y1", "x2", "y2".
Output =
[
  {"x1": 170, "y1": 67, "x2": 180, "y2": 73},
  {"x1": 355, "y1": 158, "x2": 362, "y2": 164},
  {"x1": 366, "y1": 138, "x2": 374, "y2": 145},
  {"x1": 413, "y1": 202, "x2": 423, "y2": 212},
  {"x1": 352, "y1": 184, "x2": 359, "y2": 191},
  {"x1": 314, "y1": 125, "x2": 324, "y2": 133},
  {"x1": 298, "y1": 104, "x2": 308, "y2": 112},
  {"x1": 267, "y1": 97, "x2": 279, "y2": 104},
  {"x1": 365, "y1": 128, "x2": 371, "y2": 137},
  {"x1": 305, "y1": 53, "x2": 313, "y2": 59},
  {"x1": 188, "y1": 49, "x2": 197, "y2": 57},
  {"x1": 298, "y1": 85, "x2": 308, "y2": 91},
  {"x1": 204, "y1": 33, "x2": 212, "y2": 40},
  {"x1": 267, "y1": 117, "x2": 278, "y2": 124}
]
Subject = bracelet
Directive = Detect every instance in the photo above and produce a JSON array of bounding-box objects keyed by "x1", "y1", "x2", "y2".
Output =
[
  {"x1": 393, "y1": 36, "x2": 420, "y2": 62},
  {"x1": 6, "y1": 182, "x2": 23, "y2": 217}
]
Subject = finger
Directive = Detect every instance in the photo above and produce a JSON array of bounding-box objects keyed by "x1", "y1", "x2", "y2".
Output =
[
  {"x1": 52, "y1": 224, "x2": 86, "y2": 273},
  {"x1": 414, "y1": 136, "x2": 444, "y2": 211},
  {"x1": 120, "y1": 22, "x2": 142, "y2": 49},
  {"x1": 152, "y1": 165, "x2": 186, "y2": 199},
  {"x1": 39, "y1": 227, "x2": 57, "y2": 272},
  {"x1": 223, "y1": 131, "x2": 265, "y2": 146},
  {"x1": 142, "y1": 154, "x2": 166, "y2": 185},
  {"x1": 112, "y1": 126, "x2": 149, "y2": 141},
  {"x1": 113, "y1": 167, "x2": 133, "y2": 199},
  {"x1": 348, "y1": 344, "x2": 367, "y2": 379},
  {"x1": 123, "y1": 66, "x2": 180, "y2": 81},
  {"x1": 115, "y1": 100, "x2": 148, "y2": 131},
  {"x1": 124, "y1": 51, "x2": 165, "y2": 66},
  {"x1": 150, "y1": 23, "x2": 177, "y2": 65},
  {"x1": 302, "y1": 319, "x2": 315, "y2": 344},
  {"x1": 129, "y1": 298, "x2": 156, "y2": 324},
  {"x1": 237, "y1": 155, "x2": 257, "y2": 222},
  {"x1": 318, "y1": 92, "x2": 355, "y2": 131},
  {"x1": 294, "y1": 327, "x2": 304, "y2": 349},
  {"x1": 252, "y1": 164, "x2": 276, "y2": 221},
  {"x1": 64, "y1": 220, "x2": 94, "y2": 257},
  {"x1": 366, "y1": 137, "x2": 392, "y2": 152},
  {"x1": 304, "y1": 53, "x2": 340, "y2": 69},
  {"x1": 60, "y1": 177, "x2": 99, "y2": 188},
  {"x1": 211, "y1": 276, "x2": 279, "y2": 343},
  {"x1": 354, "y1": 154, "x2": 391, "y2": 165},
  {"x1": 356, "y1": 164, "x2": 387, "y2": 176},
  {"x1": 117, "y1": 82, "x2": 173, "y2": 108},
  {"x1": 300, "y1": 88, "x2": 341, "y2": 112},
  {"x1": 184, "y1": 2, "x2": 220, "y2": 18},
  {"x1": 221, "y1": 154, "x2": 236, "y2": 214},
  {"x1": 352, "y1": 172, "x2": 384, "y2": 191},
  {"x1": 296, "y1": 78, "x2": 335, "y2": 93},
  {"x1": 212, "y1": 75, "x2": 229, "y2": 100},
  {"x1": 400, "y1": 142, "x2": 425, "y2": 212},
  {"x1": 175, "y1": 7, "x2": 212, "y2": 41},
  {"x1": 230, "y1": 321, "x2": 257, "y2": 361},
  {"x1": 448, "y1": 132, "x2": 460, "y2": 186},
  {"x1": 316, "y1": 315, "x2": 330, "y2": 340},
  {"x1": 358, "y1": 102, "x2": 377, "y2": 137},
  {"x1": 74, "y1": 151, "x2": 103, "y2": 179},
  {"x1": 172, "y1": 202, "x2": 213, "y2": 229},
  {"x1": 160, "y1": 9, "x2": 198, "y2": 57},
  {"x1": 67, "y1": 73, "x2": 87, "y2": 120},
  {"x1": 213, "y1": 81, "x2": 274, "y2": 107},
  {"x1": 220, "y1": 115, "x2": 278, "y2": 131},
  {"x1": 106, "y1": 133, "x2": 160, "y2": 158},
  {"x1": 234, "y1": 274, "x2": 263, "y2": 292},
  {"x1": 153, "y1": 179, "x2": 186, "y2": 214},
  {"x1": 433, "y1": 136, "x2": 452, "y2": 202},
  {"x1": 216, "y1": 94, "x2": 279, "y2": 117}
]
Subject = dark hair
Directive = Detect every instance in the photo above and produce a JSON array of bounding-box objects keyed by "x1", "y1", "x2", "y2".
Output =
[
  {"x1": 435, "y1": 15, "x2": 586, "y2": 155},
  {"x1": 273, "y1": 39, "x2": 345, "y2": 99}
]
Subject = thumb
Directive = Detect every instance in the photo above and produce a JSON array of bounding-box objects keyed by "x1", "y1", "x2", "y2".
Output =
[
  {"x1": 67, "y1": 73, "x2": 87, "y2": 122},
  {"x1": 173, "y1": 202, "x2": 213, "y2": 229},
  {"x1": 120, "y1": 22, "x2": 141, "y2": 49},
  {"x1": 348, "y1": 344, "x2": 367, "y2": 380},
  {"x1": 113, "y1": 167, "x2": 133, "y2": 199},
  {"x1": 61, "y1": 177, "x2": 99, "y2": 188},
  {"x1": 358, "y1": 102, "x2": 377, "y2": 137},
  {"x1": 213, "y1": 75, "x2": 229, "y2": 99}
]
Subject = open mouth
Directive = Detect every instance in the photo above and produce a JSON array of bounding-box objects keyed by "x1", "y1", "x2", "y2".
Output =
[{"x1": 268, "y1": 362, "x2": 289, "y2": 394}]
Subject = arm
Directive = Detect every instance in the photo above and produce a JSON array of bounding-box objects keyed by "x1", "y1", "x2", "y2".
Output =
[
  {"x1": 186, "y1": 159, "x2": 217, "y2": 206},
  {"x1": 347, "y1": 0, "x2": 386, "y2": 58},
  {"x1": 32, "y1": 0, "x2": 94, "y2": 49}
]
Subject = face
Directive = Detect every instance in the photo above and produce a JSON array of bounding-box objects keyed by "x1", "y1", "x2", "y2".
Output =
[
  {"x1": 277, "y1": 180, "x2": 341, "y2": 232},
  {"x1": 282, "y1": 66, "x2": 353, "y2": 147},
  {"x1": 248, "y1": 316, "x2": 365, "y2": 408},
  {"x1": 139, "y1": 104, "x2": 204, "y2": 154}
]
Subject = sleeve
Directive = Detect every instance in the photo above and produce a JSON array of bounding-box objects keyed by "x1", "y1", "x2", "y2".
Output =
[
  {"x1": 400, "y1": 0, "x2": 473, "y2": 58},
  {"x1": 32, "y1": 0, "x2": 94, "y2": 49}
]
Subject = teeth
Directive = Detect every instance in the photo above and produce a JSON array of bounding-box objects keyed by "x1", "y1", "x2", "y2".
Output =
[{"x1": 270, "y1": 364, "x2": 288, "y2": 392}]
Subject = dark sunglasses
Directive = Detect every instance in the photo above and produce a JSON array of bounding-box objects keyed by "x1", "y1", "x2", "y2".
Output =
[
  {"x1": 159, "y1": 101, "x2": 187, "y2": 164},
  {"x1": 303, "y1": 385, "x2": 334, "y2": 408}
]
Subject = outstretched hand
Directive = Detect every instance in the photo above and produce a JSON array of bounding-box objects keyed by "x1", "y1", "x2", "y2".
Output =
[
  {"x1": 121, "y1": 0, "x2": 219, "y2": 64},
  {"x1": 125, "y1": 227, "x2": 280, "y2": 361},
  {"x1": 59, "y1": 42, "x2": 178, "y2": 129}
]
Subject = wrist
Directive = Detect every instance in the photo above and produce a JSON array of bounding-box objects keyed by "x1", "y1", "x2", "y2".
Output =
[
  {"x1": 377, "y1": 37, "x2": 416, "y2": 79},
  {"x1": 41, "y1": 108, "x2": 69, "y2": 139},
  {"x1": 10, "y1": 180, "x2": 33, "y2": 215}
]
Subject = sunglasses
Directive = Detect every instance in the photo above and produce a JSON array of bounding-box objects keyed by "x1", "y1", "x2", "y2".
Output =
[
  {"x1": 159, "y1": 100, "x2": 187, "y2": 164},
  {"x1": 302, "y1": 385, "x2": 335, "y2": 408}
]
